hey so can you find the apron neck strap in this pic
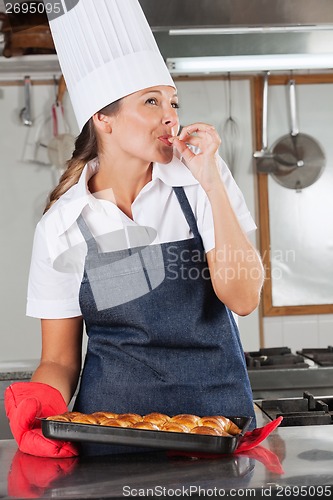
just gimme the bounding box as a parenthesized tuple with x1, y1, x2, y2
(172, 187, 200, 239)
(76, 214, 99, 253)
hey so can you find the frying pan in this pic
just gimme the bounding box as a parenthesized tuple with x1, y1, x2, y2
(270, 80, 326, 190)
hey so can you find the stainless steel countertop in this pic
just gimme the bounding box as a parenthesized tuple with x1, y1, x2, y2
(1, 413, 333, 500)
(0, 360, 38, 381)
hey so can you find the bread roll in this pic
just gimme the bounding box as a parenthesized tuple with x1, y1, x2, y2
(210, 416, 241, 435)
(143, 412, 170, 426)
(131, 421, 160, 431)
(198, 417, 224, 432)
(116, 413, 142, 424)
(70, 413, 99, 424)
(170, 414, 200, 429)
(91, 411, 119, 422)
(46, 413, 72, 422)
(99, 417, 128, 427)
(67, 412, 85, 419)
(190, 426, 221, 436)
(161, 422, 189, 433)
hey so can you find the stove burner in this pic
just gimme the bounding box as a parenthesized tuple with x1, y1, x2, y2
(257, 391, 333, 426)
(245, 347, 310, 370)
(296, 346, 333, 367)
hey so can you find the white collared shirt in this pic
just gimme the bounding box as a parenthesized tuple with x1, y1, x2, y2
(26, 155, 256, 319)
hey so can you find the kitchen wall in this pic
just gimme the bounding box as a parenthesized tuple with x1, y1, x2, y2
(263, 81, 333, 353)
(0, 81, 79, 361)
(0, 75, 331, 363)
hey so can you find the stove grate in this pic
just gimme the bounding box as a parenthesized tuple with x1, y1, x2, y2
(296, 346, 333, 367)
(257, 391, 333, 426)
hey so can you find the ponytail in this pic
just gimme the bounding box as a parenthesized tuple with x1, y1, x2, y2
(43, 99, 122, 213)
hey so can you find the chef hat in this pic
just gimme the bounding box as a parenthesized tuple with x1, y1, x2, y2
(47, 0, 175, 131)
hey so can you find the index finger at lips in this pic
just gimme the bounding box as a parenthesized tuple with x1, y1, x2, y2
(179, 123, 219, 142)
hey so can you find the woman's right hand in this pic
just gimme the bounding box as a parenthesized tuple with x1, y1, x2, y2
(5, 382, 78, 458)
(170, 123, 222, 194)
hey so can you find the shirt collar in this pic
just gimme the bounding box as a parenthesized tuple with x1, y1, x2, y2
(152, 153, 199, 187)
(47, 154, 198, 237)
(45, 159, 98, 237)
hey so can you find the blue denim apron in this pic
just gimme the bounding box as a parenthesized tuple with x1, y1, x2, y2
(74, 187, 255, 455)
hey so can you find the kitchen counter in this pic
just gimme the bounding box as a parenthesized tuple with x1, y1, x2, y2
(0, 359, 38, 381)
(0, 360, 39, 440)
(1, 409, 333, 500)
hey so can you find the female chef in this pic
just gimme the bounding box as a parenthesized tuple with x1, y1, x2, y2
(4, 0, 264, 457)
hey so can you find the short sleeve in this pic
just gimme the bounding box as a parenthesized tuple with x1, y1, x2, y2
(197, 156, 257, 253)
(26, 222, 83, 319)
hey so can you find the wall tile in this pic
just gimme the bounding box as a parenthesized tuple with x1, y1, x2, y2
(262, 317, 284, 348)
(318, 315, 333, 347)
(282, 316, 319, 352)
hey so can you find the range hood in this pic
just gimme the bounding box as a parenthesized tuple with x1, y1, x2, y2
(139, 0, 333, 31)
(1, 0, 333, 77)
(139, 0, 333, 74)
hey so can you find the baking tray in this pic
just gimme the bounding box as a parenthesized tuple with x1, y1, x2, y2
(41, 416, 252, 454)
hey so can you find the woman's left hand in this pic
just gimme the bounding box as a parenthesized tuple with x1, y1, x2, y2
(170, 123, 222, 193)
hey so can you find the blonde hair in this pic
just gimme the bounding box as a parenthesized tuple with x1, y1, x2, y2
(44, 99, 122, 213)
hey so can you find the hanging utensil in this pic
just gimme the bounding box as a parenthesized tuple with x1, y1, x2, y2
(253, 72, 278, 173)
(47, 75, 76, 176)
(19, 75, 33, 126)
(222, 73, 240, 174)
(270, 79, 326, 190)
(254, 73, 301, 173)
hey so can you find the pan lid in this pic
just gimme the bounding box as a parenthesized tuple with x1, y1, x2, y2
(271, 131, 325, 190)
(269, 80, 325, 190)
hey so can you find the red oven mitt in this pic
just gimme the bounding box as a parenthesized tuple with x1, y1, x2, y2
(7, 450, 78, 498)
(4, 382, 79, 458)
(236, 416, 283, 453)
(167, 417, 283, 460)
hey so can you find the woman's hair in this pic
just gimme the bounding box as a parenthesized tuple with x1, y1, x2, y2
(43, 99, 122, 213)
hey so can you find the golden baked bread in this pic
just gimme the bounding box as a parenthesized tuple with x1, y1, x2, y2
(46, 413, 72, 422)
(98, 417, 128, 427)
(161, 421, 190, 433)
(46, 410, 241, 436)
(142, 412, 170, 426)
(116, 413, 142, 424)
(210, 416, 241, 435)
(91, 411, 119, 422)
(131, 421, 160, 431)
(70, 413, 99, 424)
(190, 425, 222, 436)
(170, 414, 201, 429)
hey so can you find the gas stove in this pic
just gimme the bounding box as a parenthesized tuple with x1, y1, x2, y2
(255, 391, 333, 427)
(246, 346, 333, 399)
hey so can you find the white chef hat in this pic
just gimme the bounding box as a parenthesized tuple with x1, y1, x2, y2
(47, 0, 175, 131)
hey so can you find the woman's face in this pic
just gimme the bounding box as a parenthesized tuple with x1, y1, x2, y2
(108, 85, 180, 165)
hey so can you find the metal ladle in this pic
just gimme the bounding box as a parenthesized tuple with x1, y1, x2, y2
(253, 72, 281, 172)
(19, 76, 32, 126)
(254, 72, 296, 172)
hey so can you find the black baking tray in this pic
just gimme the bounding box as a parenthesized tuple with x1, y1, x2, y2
(41, 416, 252, 454)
